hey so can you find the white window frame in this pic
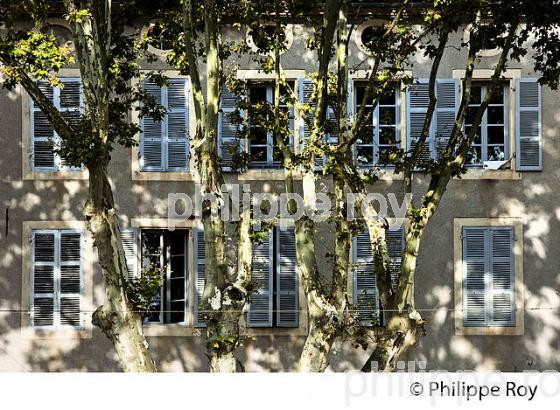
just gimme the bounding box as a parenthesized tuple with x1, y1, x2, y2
(454, 218, 524, 336)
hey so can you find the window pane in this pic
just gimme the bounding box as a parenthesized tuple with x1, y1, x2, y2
(250, 146, 267, 162)
(169, 300, 185, 323)
(489, 86, 504, 105)
(379, 107, 395, 125)
(487, 146, 506, 161)
(379, 127, 397, 145)
(357, 146, 374, 165)
(467, 146, 482, 164)
(250, 86, 267, 103)
(487, 106, 504, 124)
(357, 125, 374, 145)
(465, 106, 479, 124)
(250, 127, 267, 144)
(470, 85, 482, 104)
(379, 87, 396, 105)
(487, 126, 505, 145)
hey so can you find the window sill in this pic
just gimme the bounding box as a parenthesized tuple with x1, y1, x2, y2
(132, 170, 196, 182)
(23, 170, 89, 181)
(455, 325, 524, 336)
(237, 169, 303, 181)
(455, 168, 522, 180)
(243, 326, 308, 337)
(142, 323, 202, 337)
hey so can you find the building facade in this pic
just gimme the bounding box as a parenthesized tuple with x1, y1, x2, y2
(0, 19, 559, 372)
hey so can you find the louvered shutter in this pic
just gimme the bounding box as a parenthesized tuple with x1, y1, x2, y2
(406, 80, 432, 162)
(353, 231, 380, 326)
(31, 231, 56, 327)
(193, 228, 206, 327)
(140, 80, 164, 170)
(276, 228, 298, 327)
(463, 228, 487, 326)
(516, 79, 542, 171)
(489, 228, 515, 326)
(434, 79, 458, 158)
(218, 86, 243, 171)
(387, 227, 405, 292)
(166, 79, 189, 170)
(121, 228, 137, 281)
(247, 230, 273, 327)
(299, 78, 315, 148)
(58, 79, 83, 170)
(59, 231, 82, 326)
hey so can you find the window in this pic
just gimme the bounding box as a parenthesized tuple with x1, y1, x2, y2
(141, 230, 189, 324)
(194, 228, 298, 328)
(355, 83, 400, 166)
(140, 78, 189, 172)
(30, 229, 83, 328)
(30, 78, 82, 172)
(353, 226, 404, 326)
(247, 81, 295, 168)
(465, 82, 509, 165)
(462, 227, 515, 327)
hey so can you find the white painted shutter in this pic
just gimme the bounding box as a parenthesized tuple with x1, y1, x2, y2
(140, 80, 164, 170)
(247, 230, 273, 327)
(166, 78, 189, 170)
(406, 79, 432, 162)
(194, 228, 206, 327)
(489, 228, 515, 326)
(121, 228, 137, 281)
(31, 231, 56, 327)
(59, 231, 82, 327)
(434, 79, 458, 158)
(516, 79, 542, 171)
(387, 226, 405, 292)
(218, 86, 243, 171)
(276, 228, 298, 327)
(462, 228, 487, 326)
(353, 231, 380, 326)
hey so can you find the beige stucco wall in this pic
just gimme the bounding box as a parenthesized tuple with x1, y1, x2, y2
(0, 25, 559, 372)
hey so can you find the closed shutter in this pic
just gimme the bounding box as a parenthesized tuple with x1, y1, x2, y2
(353, 231, 380, 326)
(121, 228, 137, 281)
(406, 79, 432, 162)
(516, 79, 542, 171)
(193, 228, 206, 327)
(462, 227, 515, 327)
(247, 230, 273, 327)
(31, 229, 83, 328)
(489, 228, 515, 326)
(219, 85, 243, 171)
(167, 78, 189, 170)
(30, 78, 82, 171)
(141, 80, 164, 170)
(463, 228, 487, 326)
(299, 78, 315, 148)
(434, 79, 458, 158)
(387, 226, 405, 292)
(276, 228, 298, 327)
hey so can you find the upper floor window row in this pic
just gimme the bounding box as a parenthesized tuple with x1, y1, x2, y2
(27, 76, 543, 175)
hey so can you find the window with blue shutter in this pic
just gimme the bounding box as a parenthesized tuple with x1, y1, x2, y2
(462, 227, 516, 327)
(30, 78, 83, 172)
(140, 78, 189, 172)
(247, 227, 299, 328)
(353, 226, 405, 326)
(31, 229, 83, 329)
(516, 78, 542, 171)
(218, 85, 244, 171)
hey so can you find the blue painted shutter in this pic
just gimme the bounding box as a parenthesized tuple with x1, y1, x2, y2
(462, 228, 487, 326)
(489, 228, 515, 326)
(434, 79, 458, 158)
(406, 79, 432, 161)
(166, 78, 189, 171)
(194, 228, 206, 327)
(353, 231, 380, 326)
(31, 231, 56, 326)
(218, 86, 243, 171)
(247, 230, 273, 327)
(276, 228, 298, 327)
(140, 80, 164, 170)
(516, 79, 542, 171)
(121, 228, 137, 281)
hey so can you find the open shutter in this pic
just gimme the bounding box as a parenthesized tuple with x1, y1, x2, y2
(247, 230, 273, 327)
(516, 79, 542, 171)
(59, 231, 82, 327)
(387, 226, 405, 292)
(140, 80, 164, 170)
(194, 228, 206, 327)
(299, 78, 315, 148)
(353, 231, 380, 326)
(489, 228, 515, 326)
(219, 86, 243, 171)
(434, 79, 458, 158)
(121, 228, 137, 281)
(30, 82, 57, 171)
(406, 79, 432, 162)
(166, 78, 189, 171)
(31, 231, 56, 327)
(58, 79, 83, 170)
(276, 228, 298, 327)
(462, 228, 487, 326)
